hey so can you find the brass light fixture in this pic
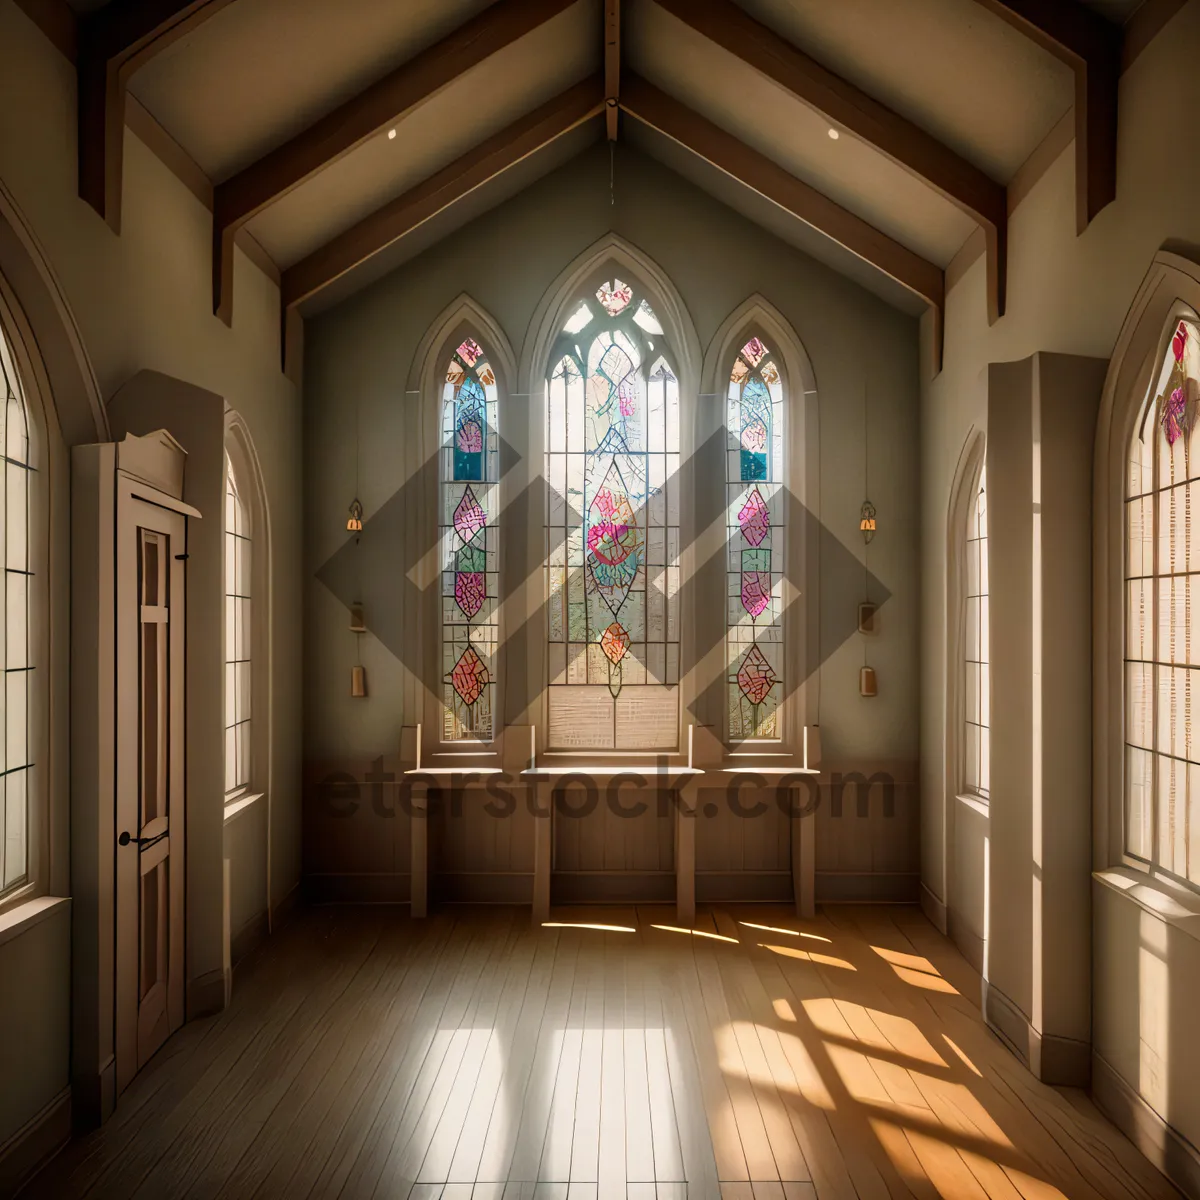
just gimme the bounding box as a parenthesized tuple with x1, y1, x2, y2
(346, 498, 363, 532)
(349, 601, 366, 633)
(859, 499, 876, 543)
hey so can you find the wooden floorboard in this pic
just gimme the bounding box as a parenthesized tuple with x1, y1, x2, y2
(23, 903, 1182, 1200)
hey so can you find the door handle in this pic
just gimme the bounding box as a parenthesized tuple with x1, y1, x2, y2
(118, 830, 158, 847)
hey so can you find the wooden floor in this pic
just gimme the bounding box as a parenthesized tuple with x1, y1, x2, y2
(27, 904, 1180, 1200)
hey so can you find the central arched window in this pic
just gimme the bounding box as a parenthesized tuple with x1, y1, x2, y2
(726, 336, 785, 741)
(545, 278, 680, 750)
(1125, 316, 1200, 887)
(441, 337, 499, 741)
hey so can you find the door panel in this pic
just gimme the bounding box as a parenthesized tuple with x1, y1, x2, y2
(116, 495, 186, 1094)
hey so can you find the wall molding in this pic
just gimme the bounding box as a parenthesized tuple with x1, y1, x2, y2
(983, 979, 1091, 1087)
(920, 881, 948, 934)
(1092, 1049, 1200, 1199)
(0, 1086, 70, 1197)
(185, 967, 227, 1022)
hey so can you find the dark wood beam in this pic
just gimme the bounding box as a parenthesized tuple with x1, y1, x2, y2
(213, 0, 577, 326)
(280, 76, 604, 328)
(77, 0, 237, 231)
(653, 0, 1006, 323)
(971, 0, 1120, 233)
(619, 75, 944, 367)
(605, 0, 621, 141)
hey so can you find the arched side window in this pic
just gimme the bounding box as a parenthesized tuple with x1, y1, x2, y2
(1125, 317, 1200, 886)
(0, 310, 33, 896)
(726, 336, 785, 741)
(963, 466, 989, 798)
(545, 278, 680, 750)
(224, 454, 252, 795)
(441, 337, 498, 741)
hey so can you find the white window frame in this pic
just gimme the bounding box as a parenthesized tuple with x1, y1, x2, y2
(0, 278, 54, 917)
(223, 412, 271, 815)
(1095, 252, 1200, 895)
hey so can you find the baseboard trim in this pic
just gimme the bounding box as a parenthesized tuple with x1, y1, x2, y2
(272, 880, 301, 927)
(303, 873, 411, 904)
(1092, 1049, 1200, 1199)
(0, 1086, 70, 1197)
(551, 871, 675, 905)
(920, 882, 948, 933)
(815, 872, 921, 903)
(186, 967, 227, 1021)
(696, 871, 793, 904)
(433, 873, 533, 905)
(230, 910, 269, 968)
(947, 908, 986, 974)
(983, 980, 1090, 1087)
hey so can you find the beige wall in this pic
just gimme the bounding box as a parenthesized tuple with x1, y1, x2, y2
(920, 0, 1200, 1177)
(303, 142, 921, 900)
(0, 0, 302, 1161)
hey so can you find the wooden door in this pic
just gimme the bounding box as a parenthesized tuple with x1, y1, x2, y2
(116, 495, 186, 1094)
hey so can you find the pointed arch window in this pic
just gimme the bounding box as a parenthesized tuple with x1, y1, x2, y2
(224, 454, 252, 795)
(963, 466, 989, 798)
(0, 311, 33, 897)
(545, 278, 680, 750)
(726, 337, 785, 740)
(441, 337, 499, 741)
(1125, 317, 1200, 886)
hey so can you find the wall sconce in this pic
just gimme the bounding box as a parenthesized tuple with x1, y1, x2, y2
(859, 499, 877, 544)
(858, 601, 878, 634)
(860, 665, 878, 697)
(346, 498, 363, 532)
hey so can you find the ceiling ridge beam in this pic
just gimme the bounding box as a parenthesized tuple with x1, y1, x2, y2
(605, 0, 620, 140)
(213, 0, 578, 327)
(969, 0, 1121, 233)
(279, 75, 605, 347)
(652, 0, 1006, 324)
(618, 74, 945, 373)
(78, 0, 238, 231)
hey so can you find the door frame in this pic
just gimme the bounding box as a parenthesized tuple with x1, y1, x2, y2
(114, 476, 193, 1095)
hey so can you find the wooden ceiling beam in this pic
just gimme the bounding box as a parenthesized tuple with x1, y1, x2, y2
(970, 0, 1120, 233)
(213, 0, 577, 327)
(653, 0, 1006, 323)
(605, 0, 621, 140)
(619, 75, 945, 370)
(280, 75, 604, 332)
(77, 0, 237, 231)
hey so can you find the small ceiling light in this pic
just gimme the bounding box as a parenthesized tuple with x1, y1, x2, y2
(828, 128, 840, 140)
(346, 498, 363, 532)
(387, 128, 397, 140)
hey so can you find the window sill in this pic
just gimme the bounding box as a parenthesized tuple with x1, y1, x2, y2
(0, 895, 70, 948)
(1094, 866, 1200, 943)
(956, 793, 990, 818)
(224, 791, 265, 823)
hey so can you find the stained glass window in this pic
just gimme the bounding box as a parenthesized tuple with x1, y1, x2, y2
(224, 455, 252, 795)
(1125, 317, 1200, 887)
(963, 467, 989, 799)
(727, 337, 784, 741)
(545, 280, 680, 750)
(0, 313, 32, 898)
(441, 338, 498, 741)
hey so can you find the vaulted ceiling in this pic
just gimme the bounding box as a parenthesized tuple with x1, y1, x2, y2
(31, 0, 1170, 367)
